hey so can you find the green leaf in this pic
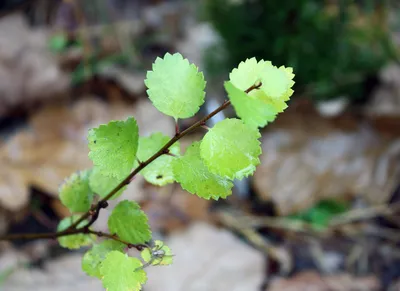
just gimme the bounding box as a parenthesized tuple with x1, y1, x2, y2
(254, 65, 295, 113)
(225, 81, 277, 128)
(229, 57, 269, 93)
(82, 240, 125, 278)
(100, 251, 147, 291)
(0, 266, 15, 286)
(136, 132, 180, 186)
(200, 118, 262, 180)
(229, 58, 295, 114)
(57, 215, 95, 249)
(145, 53, 206, 119)
(48, 34, 68, 52)
(89, 168, 127, 200)
(108, 200, 151, 244)
(59, 170, 93, 213)
(173, 142, 233, 200)
(88, 117, 139, 180)
(141, 240, 173, 266)
(71, 53, 129, 85)
(288, 199, 350, 229)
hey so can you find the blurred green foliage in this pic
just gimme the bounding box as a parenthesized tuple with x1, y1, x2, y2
(288, 199, 350, 230)
(48, 34, 69, 53)
(70, 53, 129, 85)
(205, 0, 394, 101)
(48, 33, 129, 85)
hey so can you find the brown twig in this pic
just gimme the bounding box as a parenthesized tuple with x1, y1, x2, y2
(329, 202, 400, 227)
(84, 200, 109, 230)
(86, 230, 147, 251)
(0, 82, 262, 244)
(217, 210, 292, 274)
(0, 229, 82, 241)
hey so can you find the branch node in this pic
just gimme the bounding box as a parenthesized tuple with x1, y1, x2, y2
(136, 244, 146, 251)
(136, 157, 144, 166)
(99, 201, 109, 209)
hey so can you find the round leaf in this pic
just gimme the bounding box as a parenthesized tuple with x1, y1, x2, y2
(225, 81, 277, 128)
(59, 170, 93, 213)
(145, 53, 206, 119)
(173, 142, 233, 200)
(100, 251, 147, 291)
(88, 117, 139, 180)
(82, 240, 125, 278)
(200, 118, 262, 180)
(136, 132, 180, 186)
(229, 58, 294, 114)
(229, 57, 270, 94)
(57, 215, 95, 249)
(108, 200, 151, 244)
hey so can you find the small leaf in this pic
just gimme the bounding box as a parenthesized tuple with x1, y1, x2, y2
(145, 53, 206, 119)
(88, 117, 139, 180)
(136, 132, 180, 186)
(57, 215, 95, 249)
(89, 168, 127, 200)
(225, 81, 277, 128)
(141, 240, 173, 266)
(48, 34, 68, 52)
(229, 57, 269, 94)
(108, 200, 151, 244)
(288, 199, 350, 229)
(229, 58, 294, 114)
(173, 142, 233, 200)
(82, 240, 125, 278)
(200, 118, 262, 180)
(100, 251, 147, 291)
(59, 170, 93, 213)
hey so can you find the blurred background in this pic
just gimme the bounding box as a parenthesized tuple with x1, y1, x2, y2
(0, 0, 400, 290)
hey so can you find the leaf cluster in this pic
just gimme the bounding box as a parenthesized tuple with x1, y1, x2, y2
(55, 52, 295, 290)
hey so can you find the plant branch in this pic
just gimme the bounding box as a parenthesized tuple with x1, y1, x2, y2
(0, 229, 81, 241)
(83, 200, 109, 230)
(0, 82, 262, 242)
(86, 230, 147, 251)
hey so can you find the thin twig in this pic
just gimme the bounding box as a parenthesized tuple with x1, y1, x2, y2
(0, 229, 82, 241)
(84, 200, 109, 230)
(165, 152, 177, 158)
(86, 230, 147, 251)
(217, 210, 292, 274)
(329, 202, 400, 227)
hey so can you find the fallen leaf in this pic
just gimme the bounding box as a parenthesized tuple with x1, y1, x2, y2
(254, 103, 400, 215)
(268, 271, 380, 291)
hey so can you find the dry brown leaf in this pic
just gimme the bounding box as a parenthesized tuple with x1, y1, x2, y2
(268, 271, 380, 291)
(254, 105, 400, 215)
(0, 167, 29, 211)
(0, 15, 69, 117)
